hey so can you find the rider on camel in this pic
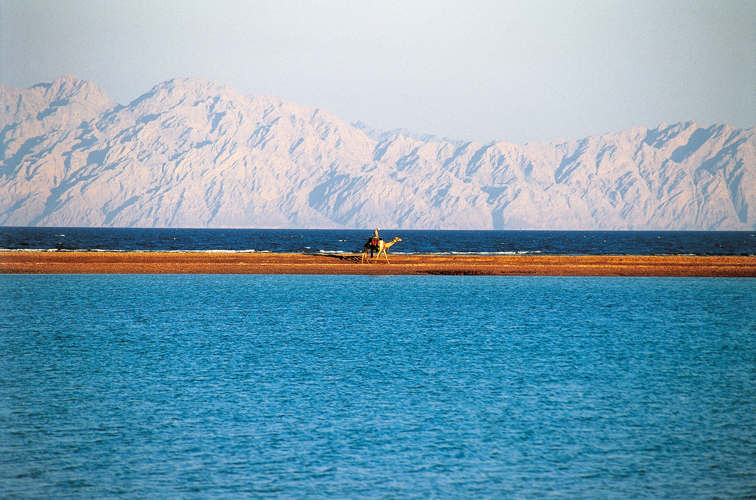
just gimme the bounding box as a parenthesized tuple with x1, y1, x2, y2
(370, 228, 380, 247)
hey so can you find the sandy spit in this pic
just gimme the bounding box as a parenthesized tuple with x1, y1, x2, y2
(2, 252, 755, 277)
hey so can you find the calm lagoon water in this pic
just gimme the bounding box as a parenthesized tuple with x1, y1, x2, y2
(2, 275, 755, 499)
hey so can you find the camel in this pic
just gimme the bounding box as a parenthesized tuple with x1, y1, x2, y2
(361, 237, 382, 263)
(361, 237, 402, 264)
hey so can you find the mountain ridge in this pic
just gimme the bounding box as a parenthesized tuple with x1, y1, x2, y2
(1, 75, 754, 229)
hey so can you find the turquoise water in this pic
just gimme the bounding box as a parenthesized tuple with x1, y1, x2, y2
(1, 275, 755, 499)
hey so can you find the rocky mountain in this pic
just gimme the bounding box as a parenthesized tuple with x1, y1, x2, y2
(1, 75, 754, 229)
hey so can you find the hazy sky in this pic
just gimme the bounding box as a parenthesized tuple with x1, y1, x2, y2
(2, 0, 755, 144)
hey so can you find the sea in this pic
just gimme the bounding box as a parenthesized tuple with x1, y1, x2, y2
(1, 227, 755, 255)
(2, 228, 756, 499)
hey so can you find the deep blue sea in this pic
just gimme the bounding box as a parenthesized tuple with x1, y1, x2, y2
(2, 274, 755, 499)
(1, 227, 755, 255)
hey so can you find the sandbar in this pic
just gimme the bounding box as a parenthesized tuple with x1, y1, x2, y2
(2, 252, 755, 277)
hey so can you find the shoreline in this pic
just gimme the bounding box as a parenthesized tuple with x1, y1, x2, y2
(2, 252, 755, 277)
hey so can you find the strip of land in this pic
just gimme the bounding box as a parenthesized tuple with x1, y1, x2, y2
(2, 252, 755, 277)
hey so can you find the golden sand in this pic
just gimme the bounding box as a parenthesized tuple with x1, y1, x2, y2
(2, 251, 755, 277)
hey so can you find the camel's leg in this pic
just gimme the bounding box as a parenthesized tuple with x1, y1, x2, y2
(375, 249, 390, 263)
(363, 246, 378, 263)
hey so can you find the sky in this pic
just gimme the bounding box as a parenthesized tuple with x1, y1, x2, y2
(1, 0, 755, 145)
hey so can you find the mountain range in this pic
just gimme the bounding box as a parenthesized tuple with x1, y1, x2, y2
(1, 75, 754, 229)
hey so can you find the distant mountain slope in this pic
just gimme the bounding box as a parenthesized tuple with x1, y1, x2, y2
(1, 75, 754, 229)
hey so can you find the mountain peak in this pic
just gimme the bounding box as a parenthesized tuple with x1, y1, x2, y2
(153, 76, 237, 96)
(0, 75, 116, 130)
(29, 74, 113, 105)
